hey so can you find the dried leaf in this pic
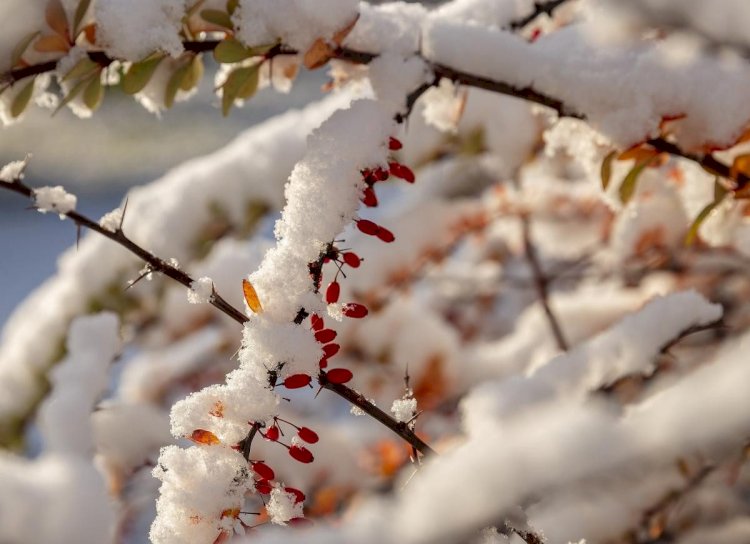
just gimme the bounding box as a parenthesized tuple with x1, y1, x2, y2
(33, 33, 70, 53)
(600, 150, 616, 190)
(11, 79, 35, 119)
(11, 31, 40, 67)
(45, 0, 70, 39)
(83, 73, 103, 111)
(73, 0, 92, 34)
(200, 9, 233, 30)
(122, 55, 165, 95)
(303, 38, 334, 70)
(82, 23, 96, 44)
(242, 278, 263, 313)
(332, 14, 359, 45)
(189, 429, 220, 445)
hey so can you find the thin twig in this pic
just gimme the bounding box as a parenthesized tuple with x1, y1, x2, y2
(520, 214, 569, 351)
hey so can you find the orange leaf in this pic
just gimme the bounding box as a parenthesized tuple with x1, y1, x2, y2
(731, 154, 750, 180)
(303, 38, 334, 70)
(45, 0, 70, 39)
(220, 508, 240, 519)
(190, 429, 220, 445)
(617, 145, 660, 163)
(242, 279, 263, 313)
(33, 33, 70, 53)
(332, 14, 359, 46)
(82, 23, 97, 45)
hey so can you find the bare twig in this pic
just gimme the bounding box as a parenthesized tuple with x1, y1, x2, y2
(520, 214, 569, 351)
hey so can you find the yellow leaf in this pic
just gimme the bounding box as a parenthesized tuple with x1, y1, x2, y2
(33, 33, 70, 53)
(190, 429, 220, 445)
(242, 279, 263, 313)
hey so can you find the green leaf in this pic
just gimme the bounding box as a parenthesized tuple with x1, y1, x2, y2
(714, 177, 729, 201)
(54, 78, 89, 115)
(83, 73, 103, 111)
(600, 150, 616, 190)
(63, 56, 98, 81)
(10, 78, 35, 118)
(221, 64, 260, 116)
(73, 0, 92, 34)
(213, 38, 260, 63)
(200, 9, 233, 29)
(11, 31, 40, 67)
(121, 55, 165, 95)
(684, 201, 720, 246)
(164, 62, 191, 109)
(180, 54, 204, 91)
(618, 157, 654, 204)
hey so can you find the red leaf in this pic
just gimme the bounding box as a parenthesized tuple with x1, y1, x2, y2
(325, 281, 340, 304)
(284, 487, 306, 503)
(251, 461, 275, 481)
(356, 219, 379, 235)
(376, 226, 395, 243)
(297, 427, 319, 444)
(326, 368, 353, 384)
(289, 445, 314, 463)
(315, 328, 337, 344)
(342, 252, 361, 268)
(322, 343, 340, 358)
(342, 303, 368, 318)
(284, 374, 312, 389)
(389, 136, 403, 150)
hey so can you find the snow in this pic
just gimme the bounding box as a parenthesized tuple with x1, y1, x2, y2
(267, 487, 304, 525)
(187, 277, 214, 304)
(95, 0, 187, 61)
(33, 185, 77, 218)
(98, 207, 123, 232)
(391, 396, 417, 423)
(0, 157, 29, 182)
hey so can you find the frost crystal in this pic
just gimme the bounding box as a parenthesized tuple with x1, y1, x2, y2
(267, 487, 304, 525)
(33, 186, 77, 219)
(391, 396, 417, 423)
(187, 277, 214, 304)
(99, 208, 123, 232)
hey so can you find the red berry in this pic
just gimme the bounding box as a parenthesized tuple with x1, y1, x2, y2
(326, 368, 353, 384)
(284, 374, 312, 389)
(372, 167, 389, 181)
(362, 186, 378, 207)
(310, 314, 324, 331)
(264, 426, 279, 441)
(284, 487, 306, 503)
(255, 481, 272, 494)
(342, 252, 361, 268)
(357, 219, 379, 235)
(389, 161, 415, 183)
(289, 517, 313, 527)
(315, 328, 337, 344)
(322, 343, 340, 358)
(319, 356, 329, 369)
(376, 226, 395, 243)
(297, 427, 319, 444)
(389, 136, 403, 150)
(325, 281, 340, 304)
(342, 303, 368, 319)
(289, 445, 314, 463)
(251, 461, 275, 481)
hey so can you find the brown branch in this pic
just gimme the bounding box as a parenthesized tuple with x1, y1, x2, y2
(521, 213, 569, 351)
(0, 175, 437, 459)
